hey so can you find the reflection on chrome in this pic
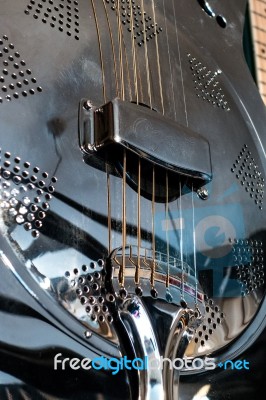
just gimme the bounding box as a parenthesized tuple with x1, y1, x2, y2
(192, 384, 211, 400)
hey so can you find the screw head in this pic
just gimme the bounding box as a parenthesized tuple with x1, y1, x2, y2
(84, 330, 92, 339)
(197, 187, 209, 200)
(83, 100, 93, 111)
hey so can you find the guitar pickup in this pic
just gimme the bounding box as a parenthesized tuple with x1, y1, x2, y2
(79, 98, 212, 182)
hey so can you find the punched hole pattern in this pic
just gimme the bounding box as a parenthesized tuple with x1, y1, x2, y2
(64, 260, 114, 327)
(231, 144, 264, 210)
(25, 0, 80, 41)
(188, 53, 230, 110)
(0, 35, 42, 104)
(193, 296, 224, 347)
(0, 149, 56, 239)
(106, 0, 162, 47)
(229, 237, 264, 296)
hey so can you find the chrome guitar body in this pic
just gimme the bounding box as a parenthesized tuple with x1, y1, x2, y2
(0, 0, 265, 399)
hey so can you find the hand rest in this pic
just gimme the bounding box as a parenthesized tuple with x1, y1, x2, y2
(79, 98, 212, 183)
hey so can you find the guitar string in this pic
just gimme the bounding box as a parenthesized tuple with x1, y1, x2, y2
(137, 55, 144, 104)
(140, 0, 152, 108)
(131, 2, 144, 103)
(135, 158, 141, 285)
(116, 1, 134, 286)
(126, 0, 142, 281)
(119, 149, 127, 287)
(113, 0, 134, 102)
(101, 1, 124, 257)
(162, 0, 176, 119)
(106, 164, 112, 255)
(171, 0, 188, 126)
(155, 0, 173, 295)
(192, 183, 198, 305)
(149, 1, 177, 295)
(151, 0, 165, 114)
(129, 0, 144, 284)
(127, 0, 144, 104)
(171, 0, 198, 307)
(91, 2, 113, 257)
(120, 20, 133, 101)
(166, 171, 170, 288)
(116, 0, 143, 283)
(147, 0, 157, 291)
(102, 0, 119, 98)
(117, 0, 126, 282)
(91, 0, 107, 103)
(151, 165, 156, 289)
(129, 0, 139, 103)
(179, 180, 185, 300)
(121, 6, 135, 102)
(117, 0, 125, 100)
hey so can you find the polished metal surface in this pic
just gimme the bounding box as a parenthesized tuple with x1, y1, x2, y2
(79, 98, 212, 181)
(0, 0, 265, 399)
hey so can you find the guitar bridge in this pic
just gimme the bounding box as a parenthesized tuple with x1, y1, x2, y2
(107, 245, 205, 307)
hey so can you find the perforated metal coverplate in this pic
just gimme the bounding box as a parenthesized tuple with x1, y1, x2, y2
(0, 34, 42, 104)
(25, 0, 80, 41)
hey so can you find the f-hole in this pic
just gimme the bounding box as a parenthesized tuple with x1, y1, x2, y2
(197, 0, 227, 28)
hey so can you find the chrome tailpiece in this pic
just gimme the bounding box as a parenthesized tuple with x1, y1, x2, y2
(105, 246, 204, 400)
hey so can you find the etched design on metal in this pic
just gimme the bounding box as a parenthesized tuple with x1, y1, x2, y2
(0, 35, 42, 103)
(0, 149, 56, 238)
(188, 53, 230, 110)
(231, 144, 264, 210)
(24, 0, 80, 41)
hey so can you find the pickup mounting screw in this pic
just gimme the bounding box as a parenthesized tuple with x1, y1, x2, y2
(197, 187, 209, 200)
(83, 100, 93, 111)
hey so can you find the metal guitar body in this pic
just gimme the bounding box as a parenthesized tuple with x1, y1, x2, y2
(0, 0, 265, 399)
